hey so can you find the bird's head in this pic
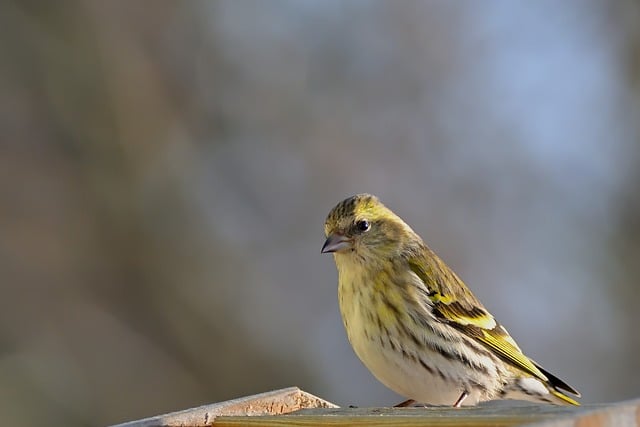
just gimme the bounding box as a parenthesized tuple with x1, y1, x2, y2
(322, 194, 418, 264)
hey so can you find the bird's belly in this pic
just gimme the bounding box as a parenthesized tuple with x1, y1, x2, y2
(342, 299, 494, 406)
(349, 325, 481, 405)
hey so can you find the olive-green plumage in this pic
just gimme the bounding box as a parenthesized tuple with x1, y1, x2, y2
(322, 193, 580, 407)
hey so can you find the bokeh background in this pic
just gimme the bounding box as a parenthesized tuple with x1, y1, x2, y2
(2, 1, 640, 425)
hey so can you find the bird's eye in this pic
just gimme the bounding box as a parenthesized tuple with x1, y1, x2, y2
(355, 219, 370, 232)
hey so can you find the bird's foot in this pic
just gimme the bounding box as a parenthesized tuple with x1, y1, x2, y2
(452, 390, 469, 408)
(394, 399, 417, 407)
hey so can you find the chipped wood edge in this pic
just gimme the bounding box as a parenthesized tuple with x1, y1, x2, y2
(110, 386, 339, 427)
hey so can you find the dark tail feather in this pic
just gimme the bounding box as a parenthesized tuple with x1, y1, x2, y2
(534, 362, 581, 397)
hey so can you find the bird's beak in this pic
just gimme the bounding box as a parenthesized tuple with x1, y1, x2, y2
(321, 233, 352, 253)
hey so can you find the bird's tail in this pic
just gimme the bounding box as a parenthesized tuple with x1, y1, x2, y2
(535, 362, 581, 405)
(502, 362, 580, 406)
(502, 376, 580, 405)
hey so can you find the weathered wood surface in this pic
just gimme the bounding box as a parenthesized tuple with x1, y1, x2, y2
(110, 387, 337, 427)
(214, 399, 640, 427)
(111, 386, 640, 427)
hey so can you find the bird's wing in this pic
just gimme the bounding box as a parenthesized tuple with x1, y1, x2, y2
(407, 258, 548, 382)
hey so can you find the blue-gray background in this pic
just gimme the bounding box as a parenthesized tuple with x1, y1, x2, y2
(1, 2, 639, 425)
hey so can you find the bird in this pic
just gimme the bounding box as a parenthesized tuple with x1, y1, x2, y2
(321, 193, 580, 407)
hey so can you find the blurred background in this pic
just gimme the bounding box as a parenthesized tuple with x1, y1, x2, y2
(1, 1, 640, 425)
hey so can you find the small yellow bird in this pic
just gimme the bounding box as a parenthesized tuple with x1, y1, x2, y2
(322, 194, 580, 407)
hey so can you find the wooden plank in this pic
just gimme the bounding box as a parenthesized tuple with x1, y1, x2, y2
(213, 399, 640, 427)
(110, 386, 640, 427)
(110, 387, 338, 427)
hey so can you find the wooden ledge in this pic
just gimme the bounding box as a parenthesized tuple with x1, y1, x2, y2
(112, 387, 640, 427)
(216, 400, 640, 426)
